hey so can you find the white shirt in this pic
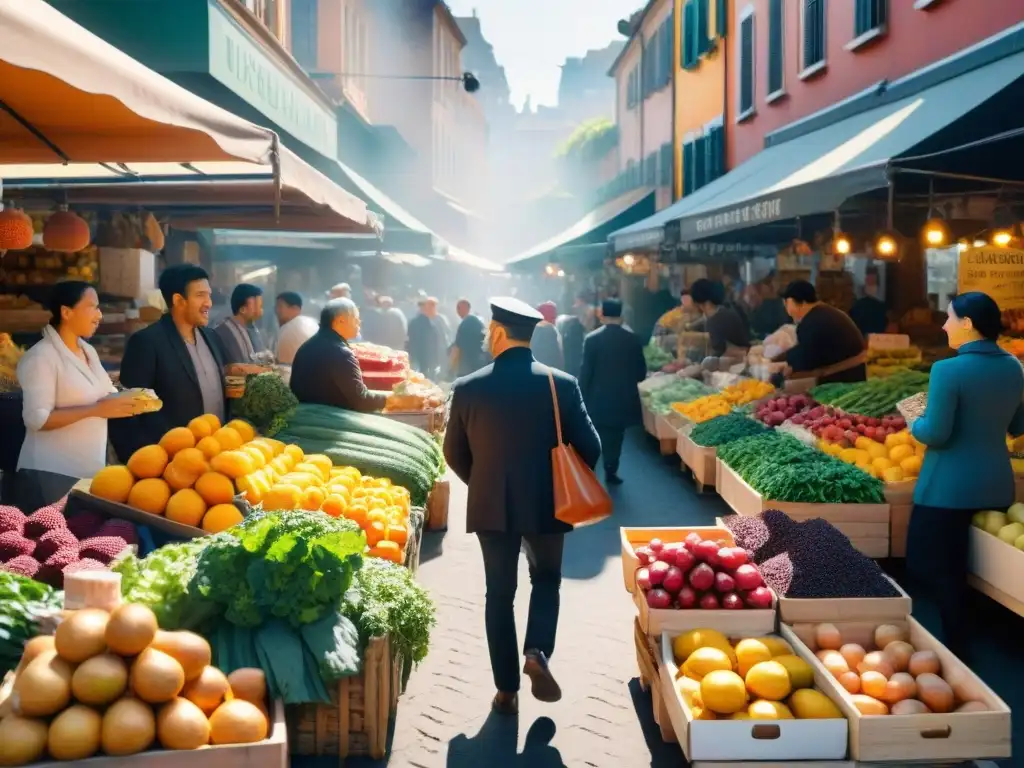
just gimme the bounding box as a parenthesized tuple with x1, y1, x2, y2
(276, 315, 319, 365)
(17, 326, 116, 478)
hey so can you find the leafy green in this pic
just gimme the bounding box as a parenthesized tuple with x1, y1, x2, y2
(233, 372, 298, 436)
(300, 610, 362, 682)
(0, 572, 63, 677)
(644, 379, 714, 414)
(690, 413, 769, 447)
(810, 370, 929, 418)
(643, 340, 674, 372)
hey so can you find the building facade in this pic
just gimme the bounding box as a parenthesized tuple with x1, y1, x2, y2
(727, 0, 1024, 168)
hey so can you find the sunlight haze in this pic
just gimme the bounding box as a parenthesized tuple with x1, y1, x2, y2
(446, 0, 638, 110)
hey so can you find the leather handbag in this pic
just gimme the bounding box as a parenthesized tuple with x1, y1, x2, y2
(547, 371, 613, 527)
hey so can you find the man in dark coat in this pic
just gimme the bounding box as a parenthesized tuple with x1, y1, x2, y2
(555, 294, 588, 378)
(444, 297, 601, 716)
(530, 301, 564, 369)
(407, 297, 441, 378)
(450, 298, 489, 377)
(578, 299, 647, 485)
(290, 298, 386, 412)
(111, 264, 227, 462)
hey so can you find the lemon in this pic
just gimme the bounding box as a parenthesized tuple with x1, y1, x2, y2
(745, 660, 792, 701)
(734, 638, 773, 677)
(758, 636, 794, 657)
(700, 670, 748, 715)
(672, 628, 732, 664)
(748, 699, 794, 719)
(773, 654, 815, 690)
(682, 647, 734, 682)
(788, 688, 842, 719)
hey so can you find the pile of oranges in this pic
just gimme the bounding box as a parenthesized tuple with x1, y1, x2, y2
(88, 414, 411, 564)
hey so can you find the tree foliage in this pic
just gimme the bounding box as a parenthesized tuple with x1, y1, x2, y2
(556, 118, 618, 165)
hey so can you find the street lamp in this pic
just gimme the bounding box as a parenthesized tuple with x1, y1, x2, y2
(322, 71, 481, 93)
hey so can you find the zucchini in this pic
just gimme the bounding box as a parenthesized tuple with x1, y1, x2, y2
(276, 426, 437, 479)
(288, 404, 440, 458)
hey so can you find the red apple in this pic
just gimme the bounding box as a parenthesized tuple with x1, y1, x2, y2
(745, 586, 773, 609)
(717, 547, 748, 570)
(662, 566, 685, 594)
(714, 571, 736, 594)
(634, 546, 653, 566)
(649, 538, 664, 555)
(648, 560, 670, 587)
(673, 546, 696, 572)
(694, 539, 720, 563)
(647, 588, 672, 609)
(684, 532, 703, 552)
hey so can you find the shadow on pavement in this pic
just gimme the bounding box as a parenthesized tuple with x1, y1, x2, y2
(447, 712, 565, 767)
(420, 529, 445, 564)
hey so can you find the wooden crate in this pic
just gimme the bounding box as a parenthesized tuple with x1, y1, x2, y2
(287, 635, 400, 761)
(885, 481, 915, 558)
(968, 527, 1024, 618)
(642, 406, 658, 436)
(778, 575, 912, 623)
(634, 583, 776, 635)
(69, 484, 204, 539)
(380, 407, 447, 435)
(677, 432, 716, 493)
(783, 619, 1011, 763)
(654, 414, 678, 455)
(716, 459, 890, 558)
(634, 617, 658, 690)
(620, 524, 733, 594)
(426, 478, 450, 531)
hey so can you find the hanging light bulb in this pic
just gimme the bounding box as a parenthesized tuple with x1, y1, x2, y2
(923, 219, 948, 247)
(834, 233, 852, 255)
(544, 263, 556, 276)
(875, 232, 899, 258)
(556, 269, 565, 277)
(623, 253, 636, 266)
(992, 229, 1014, 247)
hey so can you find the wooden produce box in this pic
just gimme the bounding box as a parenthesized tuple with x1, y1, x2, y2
(642, 405, 658, 436)
(885, 480, 916, 558)
(716, 459, 890, 559)
(777, 575, 912, 624)
(426, 477, 450, 531)
(26, 699, 287, 768)
(659, 629, 849, 763)
(654, 413, 679, 455)
(677, 431, 716, 493)
(380, 406, 447, 435)
(287, 635, 400, 760)
(635, 618, 677, 744)
(634, 584, 776, 636)
(69, 483, 204, 539)
(968, 526, 1024, 617)
(783, 619, 1011, 763)
(620, 524, 733, 594)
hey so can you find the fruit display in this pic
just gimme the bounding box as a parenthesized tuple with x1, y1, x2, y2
(633, 534, 773, 612)
(800, 622, 989, 715)
(642, 378, 715, 415)
(384, 373, 444, 412)
(0, 332, 26, 392)
(1001, 309, 1024, 335)
(810, 370, 930, 419)
(689, 414, 769, 448)
(998, 336, 1024, 358)
(669, 628, 843, 721)
(752, 393, 816, 427)
(0, 245, 99, 286)
(672, 394, 733, 424)
(972, 503, 1024, 551)
(0, 501, 136, 587)
(722, 511, 902, 599)
(0, 572, 63, 678)
(719, 379, 775, 406)
(0, 602, 273, 764)
(717, 432, 885, 505)
(794, 404, 908, 446)
(866, 346, 923, 380)
(352, 342, 408, 373)
(817, 429, 924, 483)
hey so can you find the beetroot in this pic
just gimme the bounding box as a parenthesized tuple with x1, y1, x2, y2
(721, 592, 745, 610)
(714, 571, 736, 594)
(699, 592, 721, 610)
(676, 585, 698, 609)
(646, 588, 672, 610)
(745, 586, 774, 609)
(688, 562, 715, 591)
(674, 546, 696, 572)
(662, 566, 685, 594)
(636, 567, 652, 591)
(648, 560, 670, 587)
(734, 563, 764, 591)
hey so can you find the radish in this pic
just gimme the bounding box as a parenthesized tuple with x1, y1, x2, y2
(634, 546, 653, 566)
(733, 563, 764, 591)
(683, 532, 703, 552)
(648, 560, 670, 586)
(688, 562, 715, 591)
(636, 567, 652, 591)
(676, 586, 697, 608)
(745, 586, 773, 609)
(647, 588, 672, 610)
(662, 566, 685, 594)
(694, 539, 719, 563)
(699, 592, 720, 610)
(673, 546, 696, 572)
(649, 538, 664, 554)
(714, 571, 736, 594)
(721, 592, 745, 610)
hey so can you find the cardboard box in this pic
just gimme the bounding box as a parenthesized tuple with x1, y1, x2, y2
(778, 575, 912, 624)
(784, 619, 1011, 762)
(660, 629, 849, 762)
(99, 247, 156, 299)
(635, 585, 776, 636)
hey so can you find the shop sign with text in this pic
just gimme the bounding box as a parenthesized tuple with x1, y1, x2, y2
(691, 197, 783, 236)
(958, 246, 1024, 309)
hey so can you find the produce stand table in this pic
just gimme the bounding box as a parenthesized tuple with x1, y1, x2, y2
(716, 459, 890, 559)
(654, 413, 680, 455)
(885, 481, 916, 558)
(69, 482, 204, 539)
(677, 431, 716, 493)
(287, 634, 400, 760)
(426, 477, 450, 531)
(642, 404, 658, 436)
(380, 406, 447, 435)
(968, 527, 1024, 618)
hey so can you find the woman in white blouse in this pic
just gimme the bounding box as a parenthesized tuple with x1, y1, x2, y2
(16, 282, 138, 506)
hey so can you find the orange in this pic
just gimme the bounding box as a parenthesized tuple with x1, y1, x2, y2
(301, 486, 325, 511)
(210, 450, 255, 479)
(344, 504, 369, 527)
(195, 436, 222, 460)
(212, 427, 243, 451)
(365, 520, 386, 546)
(165, 488, 207, 527)
(173, 447, 209, 476)
(262, 484, 302, 511)
(159, 427, 196, 457)
(200, 413, 222, 433)
(127, 478, 172, 515)
(163, 461, 199, 491)
(368, 541, 403, 563)
(127, 444, 169, 479)
(194, 472, 236, 506)
(225, 419, 256, 443)
(321, 494, 347, 518)
(90, 465, 135, 503)
(202, 504, 243, 534)
(188, 416, 213, 441)
(245, 441, 274, 463)
(385, 524, 409, 546)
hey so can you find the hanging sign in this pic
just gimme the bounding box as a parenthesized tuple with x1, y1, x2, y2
(958, 246, 1024, 309)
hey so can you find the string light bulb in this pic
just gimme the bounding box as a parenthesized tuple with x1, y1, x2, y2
(834, 234, 851, 255)
(875, 234, 898, 258)
(992, 230, 1013, 247)
(923, 219, 948, 247)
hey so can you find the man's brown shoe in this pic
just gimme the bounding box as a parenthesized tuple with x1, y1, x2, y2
(523, 650, 562, 703)
(492, 691, 518, 715)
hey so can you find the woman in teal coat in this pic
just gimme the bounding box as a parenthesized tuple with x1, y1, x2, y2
(908, 292, 1024, 658)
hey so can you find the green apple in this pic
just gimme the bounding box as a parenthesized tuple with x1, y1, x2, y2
(1008, 502, 1024, 525)
(1014, 533, 1024, 551)
(972, 511, 989, 529)
(998, 522, 1024, 544)
(983, 511, 1009, 536)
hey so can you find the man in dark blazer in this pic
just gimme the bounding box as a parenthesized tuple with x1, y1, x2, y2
(444, 297, 601, 716)
(111, 264, 227, 462)
(290, 298, 386, 412)
(579, 298, 647, 485)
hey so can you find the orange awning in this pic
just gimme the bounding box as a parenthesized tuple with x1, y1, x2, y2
(0, 0, 278, 164)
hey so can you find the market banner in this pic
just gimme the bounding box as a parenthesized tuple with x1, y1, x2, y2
(957, 246, 1024, 309)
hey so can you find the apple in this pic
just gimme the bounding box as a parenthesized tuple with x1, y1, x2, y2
(694, 539, 720, 563)
(1008, 502, 1024, 525)
(684, 532, 703, 552)
(721, 592, 745, 610)
(663, 566, 685, 594)
(717, 547, 748, 570)
(636, 567, 651, 591)
(649, 538, 664, 555)
(745, 586, 773, 609)
(676, 585, 698, 608)
(634, 546, 653, 566)
(673, 546, 696, 572)
(647, 588, 672, 609)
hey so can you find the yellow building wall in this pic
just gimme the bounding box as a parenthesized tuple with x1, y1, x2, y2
(672, 0, 727, 200)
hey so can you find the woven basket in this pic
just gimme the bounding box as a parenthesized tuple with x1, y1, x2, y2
(286, 635, 401, 761)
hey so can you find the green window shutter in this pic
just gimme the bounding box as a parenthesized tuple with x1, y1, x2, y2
(767, 0, 784, 95)
(693, 136, 707, 190)
(682, 1, 695, 69)
(804, 0, 825, 69)
(696, 0, 710, 55)
(682, 141, 695, 196)
(715, 0, 727, 37)
(739, 14, 754, 115)
(855, 0, 887, 37)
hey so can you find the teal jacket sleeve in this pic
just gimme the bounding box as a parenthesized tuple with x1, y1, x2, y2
(911, 364, 958, 448)
(1009, 402, 1024, 438)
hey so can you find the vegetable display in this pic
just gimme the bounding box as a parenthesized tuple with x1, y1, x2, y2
(717, 433, 885, 505)
(818, 430, 924, 483)
(0, 572, 62, 678)
(810, 370, 929, 418)
(643, 379, 714, 415)
(719, 379, 775, 406)
(231, 372, 298, 437)
(973, 503, 1024, 551)
(722, 510, 900, 599)
(644, 340, 674, 372)
(797, 405, 908, 445)
(689, 414, 769, 448)
(672, 394, 732, 424)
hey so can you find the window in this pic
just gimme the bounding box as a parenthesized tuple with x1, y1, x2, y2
(854, 0, 887, 37)
(736, 8, 755, 120)
(659, 142, 673, 187)
(681, 1, 696, 69)
(766, 0, 784, 97)
(660, 15, 674, 87)
(290, 0, 317, 71)
(715, 0, 727, 37)
(802, 0, 826, 72)
(705, 121, 725, 183)
(682, 139, 695, 195)
(692, 136, 707, 191)
(695, 0, 710, 56)
(645, 152, 658, 186)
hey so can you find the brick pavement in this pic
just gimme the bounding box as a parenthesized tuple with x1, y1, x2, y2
(338, 428, 731, 768)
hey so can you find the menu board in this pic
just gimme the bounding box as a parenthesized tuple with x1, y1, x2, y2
(957, 246, 1024, 309)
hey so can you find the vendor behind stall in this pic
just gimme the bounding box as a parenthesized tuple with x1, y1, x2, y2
(778, 280, 867, 384)
(688, 279, 751, 357)
(214, 283, 268, 365)
(289, 298, 386, 413)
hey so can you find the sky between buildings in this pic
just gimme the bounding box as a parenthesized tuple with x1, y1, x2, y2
(446, 0, 639, 110)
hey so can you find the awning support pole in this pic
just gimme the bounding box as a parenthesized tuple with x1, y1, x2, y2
(891, 167, 1024, 190)
(270, 134, 282, 222)
(0, 98, 69, 163)
(886, 168, 895, 230)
